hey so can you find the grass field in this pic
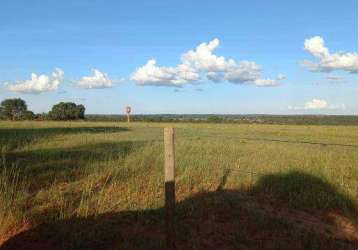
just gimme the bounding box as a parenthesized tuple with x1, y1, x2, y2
(0, 121, 358, 249)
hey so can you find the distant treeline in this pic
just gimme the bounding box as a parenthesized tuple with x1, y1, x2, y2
(2, 97, 358, 125)
(86, 114, 358, 125)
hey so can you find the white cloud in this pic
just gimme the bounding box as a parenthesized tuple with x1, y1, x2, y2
(304, 36, 329, 59)
(304, 99, 328, 109)
(288, 98, 345, 110)
(181, 38, 236, 72)
(7, 68, 64, 93)
(131, 39, 284, 87)
(303, 36, 358, 73)
(75, 69, 113, 89)
(131, 59, 199, 87)
(224, 61, 262, 83)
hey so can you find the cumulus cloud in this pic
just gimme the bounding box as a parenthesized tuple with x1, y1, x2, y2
(131, 39, 284, 87)
(181, 38, 236, 72)
(6, 68, 64, 93)
(74, 69, 113, 89)
(303, 36, 358, 73)
(131, 59, 199, 87)
(288, 98, 345, 110)
(224, 61, 261, 83)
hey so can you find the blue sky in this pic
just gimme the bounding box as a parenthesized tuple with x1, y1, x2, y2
(1, 0, 358, 114)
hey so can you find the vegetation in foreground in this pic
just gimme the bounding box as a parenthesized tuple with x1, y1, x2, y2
(0, 121, 358, 249)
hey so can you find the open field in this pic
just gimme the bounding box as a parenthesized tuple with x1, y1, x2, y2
(0, 121, 358, 249)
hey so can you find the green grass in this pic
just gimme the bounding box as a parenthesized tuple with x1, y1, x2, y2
(0, 121, 358, 249)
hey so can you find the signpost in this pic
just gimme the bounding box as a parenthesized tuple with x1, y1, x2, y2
(125, 106, 131, 123)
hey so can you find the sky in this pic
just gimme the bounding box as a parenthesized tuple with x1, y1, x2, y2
(1, 0, 358, 115)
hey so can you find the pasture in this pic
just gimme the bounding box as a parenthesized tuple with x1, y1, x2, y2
(0, 121, 358, 249)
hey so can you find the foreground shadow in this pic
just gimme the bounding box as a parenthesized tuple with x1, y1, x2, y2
(1, 171, 357, 250)
(251, 171, 356, 211)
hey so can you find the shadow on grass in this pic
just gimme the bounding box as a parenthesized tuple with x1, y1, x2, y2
(251, 171, 356, 211)
(1, 171, 357, 250)
(0, 126, 129, 151)
(3, 140, 146, 190)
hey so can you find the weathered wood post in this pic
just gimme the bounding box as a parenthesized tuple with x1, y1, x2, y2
(164, 127, 176, 250)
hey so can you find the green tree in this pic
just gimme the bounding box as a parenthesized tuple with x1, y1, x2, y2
(74, 104, 85, 119)
(18, 110, 35, 120)
(0, 98, 28, 120)
(49, 102, 86, 120)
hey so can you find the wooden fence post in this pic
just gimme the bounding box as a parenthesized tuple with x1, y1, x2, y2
(164, 127, 176, 250)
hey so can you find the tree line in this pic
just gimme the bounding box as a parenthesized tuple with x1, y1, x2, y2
(2, 98, 358, 125)
(0, 98, 85, 121)
(86, 114, 358, 125)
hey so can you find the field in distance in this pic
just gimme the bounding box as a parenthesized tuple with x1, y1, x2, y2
(1, 121, 358, 249)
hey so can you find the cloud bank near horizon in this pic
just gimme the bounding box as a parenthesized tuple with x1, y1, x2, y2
(288, 98, 345, 111)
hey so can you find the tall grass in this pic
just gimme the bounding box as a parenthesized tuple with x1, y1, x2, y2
(0, 159, 28, 236)
(0, 121, 357, 246)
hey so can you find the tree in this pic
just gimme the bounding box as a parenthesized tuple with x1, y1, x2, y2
(18, 110, 35, 120)
(74, 104, 85, 119)
(0, 98, 28, 120)
(49, 102, 85, 120)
